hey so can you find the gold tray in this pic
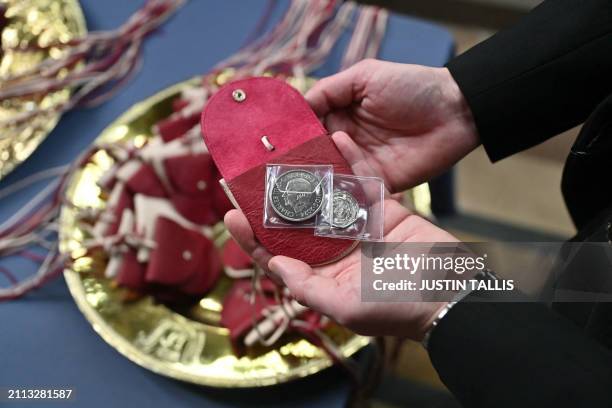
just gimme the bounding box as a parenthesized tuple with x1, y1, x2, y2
(58, 77, 370, 388)
(0, 0, 87, 180)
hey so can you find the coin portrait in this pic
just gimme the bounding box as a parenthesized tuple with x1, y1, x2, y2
(332, 189, 360, 228)
(270, 170, 324, 222)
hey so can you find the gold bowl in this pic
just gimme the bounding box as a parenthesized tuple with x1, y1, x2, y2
(0, 0, 86, 180)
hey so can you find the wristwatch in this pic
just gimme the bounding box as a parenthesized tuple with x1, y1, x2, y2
(422, 269, 499, 348)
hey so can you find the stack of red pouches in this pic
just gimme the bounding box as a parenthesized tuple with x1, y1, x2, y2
(91, 86, 232, 302)
(218, 238, 326, 354)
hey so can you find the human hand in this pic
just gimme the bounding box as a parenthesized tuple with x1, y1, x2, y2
(224, 134, 460, 340)
(225, 198, 456, 340)
(306, 59, 479, 193)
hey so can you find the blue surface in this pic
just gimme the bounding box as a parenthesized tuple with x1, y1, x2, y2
(0, 1, 453, 407)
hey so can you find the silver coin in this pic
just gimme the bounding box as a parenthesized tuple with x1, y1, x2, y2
(270, 170, 324, 222)
(332, 189, 360, 228)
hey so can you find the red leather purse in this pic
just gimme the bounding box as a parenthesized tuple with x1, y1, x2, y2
(156, 112, 200, 143)
(221, 277, 329, 354)
(201, 77, 356, 265)
(163, 153, 225, 225)
(220, 278, 279, 353)
(111, 213, 222, 299)
(146, 216, 221, 296)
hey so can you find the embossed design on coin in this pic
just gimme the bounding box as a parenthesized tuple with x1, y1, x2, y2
(332, 189, 360, 228)
(271, 170, 324, 222)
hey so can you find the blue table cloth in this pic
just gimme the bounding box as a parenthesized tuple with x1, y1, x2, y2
(0, 1, 453, 407)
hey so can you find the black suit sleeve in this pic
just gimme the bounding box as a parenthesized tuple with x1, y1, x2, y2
(446, 0, 612, 162)
(428, 297, 612, 408)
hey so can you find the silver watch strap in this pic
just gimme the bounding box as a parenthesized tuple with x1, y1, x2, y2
(421, 269, 498, 349)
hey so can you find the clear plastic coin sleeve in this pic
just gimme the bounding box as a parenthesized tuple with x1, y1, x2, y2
(314, 174, 385, 242)
(263, 164, 333, 228)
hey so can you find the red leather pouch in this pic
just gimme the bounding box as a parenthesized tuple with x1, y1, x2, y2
(201, 77, 356, 265)
(220, 278, 280, 354)
(146, 216, 221, 296)
(155, 112, 200, 143)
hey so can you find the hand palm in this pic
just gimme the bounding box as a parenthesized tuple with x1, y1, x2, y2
(225, 198, 455, 339)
